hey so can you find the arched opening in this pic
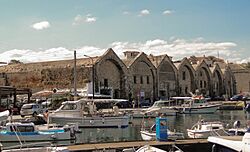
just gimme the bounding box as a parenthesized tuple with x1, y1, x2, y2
(159, 62, 177, 99)
(96, 59, 126, 99)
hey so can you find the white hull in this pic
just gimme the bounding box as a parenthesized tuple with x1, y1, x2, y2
(136, 145, 166, 152)
(187, 129, 225, 139)
(140, 130, 184, 141)
(50, 115, 129, 128)
(0, 131, 71, 142)
(0, 110, 9, 122)
(178, 104, 220, 114)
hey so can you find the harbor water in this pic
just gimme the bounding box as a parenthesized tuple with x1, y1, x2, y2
(2, 110, 250, 148)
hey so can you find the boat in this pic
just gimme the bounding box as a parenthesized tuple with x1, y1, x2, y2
(140, 123, 184, 141)
(129, 100, 178, 118)
(219, 101, 245, 110)
(187, 120, 227, 138)
(0, 121, 73, 142)
(0, 110, 9, 122)
(174, 95, 221, 114)
(208, 129, 250, 152)
(49, 99, 130, 128)
(135, 145, 183, 152)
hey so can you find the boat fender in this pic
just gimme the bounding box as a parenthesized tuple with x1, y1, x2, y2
(90, 120, 94, 125)
(102, 117, 105, 124)
(51, 134, 57, 140)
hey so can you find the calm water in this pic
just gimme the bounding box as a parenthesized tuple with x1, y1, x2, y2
(2, 110, 250, 148)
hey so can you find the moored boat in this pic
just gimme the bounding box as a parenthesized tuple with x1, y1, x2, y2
(49, 99, 130, 128)
(187, 120, 226, 138)
(174, 95, 221, 114)
(0, 122, 73, 142)
(208, 130, 250, 152)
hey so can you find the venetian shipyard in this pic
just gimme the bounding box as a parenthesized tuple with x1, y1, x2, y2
(1, 49, 250, 152)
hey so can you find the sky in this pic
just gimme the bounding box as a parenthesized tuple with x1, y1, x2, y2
(0, 0, 250, 64)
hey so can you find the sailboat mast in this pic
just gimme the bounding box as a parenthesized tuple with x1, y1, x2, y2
(74, 50, 77, 100)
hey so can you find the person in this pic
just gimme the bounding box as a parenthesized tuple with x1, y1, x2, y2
(43, 110, 49, 122)
(132, 100, 135, 108)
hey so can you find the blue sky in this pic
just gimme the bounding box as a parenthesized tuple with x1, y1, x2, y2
(0, 0, 250, 63)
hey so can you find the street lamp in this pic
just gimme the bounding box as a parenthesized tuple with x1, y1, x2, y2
(84, 55, 95, 99)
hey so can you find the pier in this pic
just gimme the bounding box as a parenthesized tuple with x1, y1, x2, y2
(68, 139, 210, 152)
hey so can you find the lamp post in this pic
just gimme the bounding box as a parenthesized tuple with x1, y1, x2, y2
(84, 55, 95, 99)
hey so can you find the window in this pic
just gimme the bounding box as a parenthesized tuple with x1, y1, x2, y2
(134, 76, 137, 84)
(147, 76, 150, 84)
(140, 76, 143, 84)
(204, 81, 207, 88)
(200, 81, 203, 88)
(104, 79, 108, 88)
(200, 71, 203, 77)
(182, 71, 186, 80)
(185, 87, 188, 94)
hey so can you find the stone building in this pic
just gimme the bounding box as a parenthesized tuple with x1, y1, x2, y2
(0, 48, 238, 101)
(174, 58, 196, 97)
(149, 54, 178, 100)
(123, 51, 157, 102)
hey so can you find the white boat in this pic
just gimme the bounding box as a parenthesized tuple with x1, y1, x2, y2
(187, 120, 226, 138)
(208, 130, 250, 152)
(2, 146, 69, 152)
(0, 110, 9, 122)
(135, 145, 183, 152)
(0, 122, 73, 142)
(174, 95, 221, 114)
(140, 123, 184, 141)
(136, 145, 167, 152)
(49, 99, 130, 128)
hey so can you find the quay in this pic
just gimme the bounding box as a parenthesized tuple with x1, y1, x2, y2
(68, 139, 210, 152)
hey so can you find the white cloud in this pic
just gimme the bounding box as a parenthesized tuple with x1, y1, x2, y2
(31, 21, 50, 30)
(73, 14, 97, 25)
(139, 9, 150, 16)
(162, 10, 173, 15)
(1, 38, 248, 64)
(123, 11, 130, 15)
(85, 17, 96, 23)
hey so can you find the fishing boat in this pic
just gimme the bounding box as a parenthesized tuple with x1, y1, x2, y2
(174, 95, 221, 114)
(129, 100, 178, 118)
(49, 99, 130, 128)
(140, 123, 184, 141)
(187, 120, 226, 138)
(208, 130, 250, 152)
(0, 122, 73, 142)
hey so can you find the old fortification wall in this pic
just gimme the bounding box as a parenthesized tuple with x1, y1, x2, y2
(0, 59, 92, 91)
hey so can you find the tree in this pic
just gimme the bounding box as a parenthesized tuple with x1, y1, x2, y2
(8, 59, 23, 65)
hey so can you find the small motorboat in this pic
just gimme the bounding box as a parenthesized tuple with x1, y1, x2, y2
(187, 120, 226, 138)
(140, 123, 184, 141)
(135, 145, 183, 152)
(0, 122, 74, 142)
(208, 131, 250, 152)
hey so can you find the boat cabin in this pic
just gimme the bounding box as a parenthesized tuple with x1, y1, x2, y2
(6, 122, 35, 132)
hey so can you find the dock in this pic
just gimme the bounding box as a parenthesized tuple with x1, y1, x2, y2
(68, 139, 209, 152)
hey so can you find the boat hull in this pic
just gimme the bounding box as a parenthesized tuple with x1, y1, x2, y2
(178, 104, 220, 114)
(0, 131, 71, 142)
(50, 115, 129, 128)
(140, 130, 184, 141)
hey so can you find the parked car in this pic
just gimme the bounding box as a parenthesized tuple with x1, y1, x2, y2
(230, 94, 245, 101)
(20, 103, 44, 117)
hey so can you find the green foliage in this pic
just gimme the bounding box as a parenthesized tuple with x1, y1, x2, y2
(9, 59, 23, 65)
